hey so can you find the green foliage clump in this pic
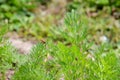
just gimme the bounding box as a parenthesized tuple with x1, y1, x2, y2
(67, 0, 120, 11)
(12, 11, 120, 80)
(0, 0, 53, 40)
(0, 27, 27, 79)
(0, 0, 36, 31)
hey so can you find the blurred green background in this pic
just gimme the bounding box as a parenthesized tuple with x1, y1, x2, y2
(0, 0, 120, 44)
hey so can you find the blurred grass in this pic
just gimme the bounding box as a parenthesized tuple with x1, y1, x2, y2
(0, 1, 120, 79)
(0, 0, 120, 44)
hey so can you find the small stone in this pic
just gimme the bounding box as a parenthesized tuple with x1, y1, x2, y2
(100, 35, 108, 43)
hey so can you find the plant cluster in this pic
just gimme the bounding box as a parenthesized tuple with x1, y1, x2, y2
(0, 0, 56, 40)
(0, 0, 51, 31)
(0, 27, 27, 80)
(0, 0, 119, 42)
(0, 0, 36, 30)
(8, 11, 120, 80)
(67, 0, 120, 11)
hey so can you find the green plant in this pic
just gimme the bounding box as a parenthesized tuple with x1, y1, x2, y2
(67, 0, 120, 12)
(0, 27, 27, 79)
(12, 10, 120, 80)
(0, 0, 55, 40)
(0, 0, 36, 31)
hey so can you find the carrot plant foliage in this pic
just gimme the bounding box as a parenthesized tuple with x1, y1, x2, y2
(12, 11, 120, 80)
(0, 10, 120, 80)
(0, 27, 27, 80)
